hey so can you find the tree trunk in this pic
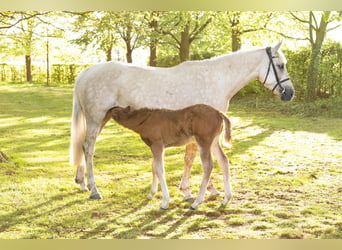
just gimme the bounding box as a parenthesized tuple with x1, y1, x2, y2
(232, 28, 241, 52)
(180, 23, 190, 62)
(149, 45, 157, 66)
(305, 11, 330, 102)
(126, 45, 133, 63)
(25, 55, 32, 82)
(149, 19, 158, 66)
(106, 44, 113, 61)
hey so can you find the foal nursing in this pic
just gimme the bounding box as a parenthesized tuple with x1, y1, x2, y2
(109, 104, 233, 210)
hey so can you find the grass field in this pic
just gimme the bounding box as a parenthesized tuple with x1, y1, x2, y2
(0, 83, 341, 239)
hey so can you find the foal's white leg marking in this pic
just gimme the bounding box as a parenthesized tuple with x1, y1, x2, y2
(212, 139, 232, 206)
(151, 143, 170, 209)
(84, 122, 102, 199)
(190, 145, 214, 210)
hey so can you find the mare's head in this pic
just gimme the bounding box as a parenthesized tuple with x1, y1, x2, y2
(258, 41, 295, 101)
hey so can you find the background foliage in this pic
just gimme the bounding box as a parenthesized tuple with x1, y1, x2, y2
(0, 11, 341, 102)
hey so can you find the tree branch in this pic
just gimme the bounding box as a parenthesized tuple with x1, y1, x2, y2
(159, 29, 181, 47)
(326, 23, 341, 32)
(189, 16, 212, 43)
(0, 12, 44, 29)
(266, 28, 309, 41)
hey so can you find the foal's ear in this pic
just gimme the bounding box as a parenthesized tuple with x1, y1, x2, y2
(272, 40, 283, 53)
(124, 106, 131, 113)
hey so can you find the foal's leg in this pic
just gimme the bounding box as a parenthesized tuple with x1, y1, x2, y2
(190, 144, 214, 210)
(151, 143, 170, 209)
(147, 162, 158, 200)
(179, 143, 197, 202)
(84, 121, 102, 199)
(75, 165, 88, 191)
(212, 138, 232, 206)
(180, 143, 219, 202)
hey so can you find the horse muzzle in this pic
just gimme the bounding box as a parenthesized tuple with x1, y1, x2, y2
(281, 87, 295, 101)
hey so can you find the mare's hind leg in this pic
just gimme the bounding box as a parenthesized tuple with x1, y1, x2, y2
(212, 137, 232, 206)
(74, 113, 111, 193)
(84, 121, 102, 199)
(75, 113, 111, 195)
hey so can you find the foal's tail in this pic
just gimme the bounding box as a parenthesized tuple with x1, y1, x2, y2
(70, 92, 86, 166)
(220, 112, 233, 145)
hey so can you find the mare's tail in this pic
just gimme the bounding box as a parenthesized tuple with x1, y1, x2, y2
(70, 91, 86, 166)
(220, 112, 233, 145)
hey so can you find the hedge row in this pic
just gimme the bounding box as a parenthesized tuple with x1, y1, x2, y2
(0, 63, 92, 84)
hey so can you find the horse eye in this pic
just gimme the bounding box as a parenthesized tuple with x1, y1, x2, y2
(277, 64, 284, 70)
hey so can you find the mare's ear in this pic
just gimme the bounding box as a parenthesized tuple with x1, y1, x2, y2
(272, 40, 283, 53)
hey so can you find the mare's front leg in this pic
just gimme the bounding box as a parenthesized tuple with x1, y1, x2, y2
(84, 121, 102, 199)
(151, 143, 169, 210)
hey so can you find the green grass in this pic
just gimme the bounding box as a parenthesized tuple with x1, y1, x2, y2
(0, 83, 341, 239)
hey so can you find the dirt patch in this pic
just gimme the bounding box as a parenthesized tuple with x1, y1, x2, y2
(0, 151, 9, 163)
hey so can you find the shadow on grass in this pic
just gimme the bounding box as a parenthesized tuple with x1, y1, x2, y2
(0, 191, 81, 234)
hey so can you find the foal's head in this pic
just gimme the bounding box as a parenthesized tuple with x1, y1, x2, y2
(109, 106, 152, 131)
(110, 106, 132, 121)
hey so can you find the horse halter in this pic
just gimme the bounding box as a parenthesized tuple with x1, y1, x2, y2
(263, 47, 290, 94)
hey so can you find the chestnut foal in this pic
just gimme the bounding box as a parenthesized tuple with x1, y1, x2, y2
(109, 104, 233, 210)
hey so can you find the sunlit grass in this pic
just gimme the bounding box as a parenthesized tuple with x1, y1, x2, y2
(0, 83, 341, 239)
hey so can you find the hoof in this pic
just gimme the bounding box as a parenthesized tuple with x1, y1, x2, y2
(90, 193, 102, 200)
(189, 205, 196, 210)
(184, 197, 195, 203)
(160, 206, 168, 210)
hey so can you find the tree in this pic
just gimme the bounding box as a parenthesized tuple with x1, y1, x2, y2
(215, 11, 274, 52)
(144, 11, 160, 66)
(158, 11, 213, 62)
(1, 11, 51, 82)
(113, 11, 146, 63)
(71, 12, 118, 62)
(290, 11, 342, 101)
